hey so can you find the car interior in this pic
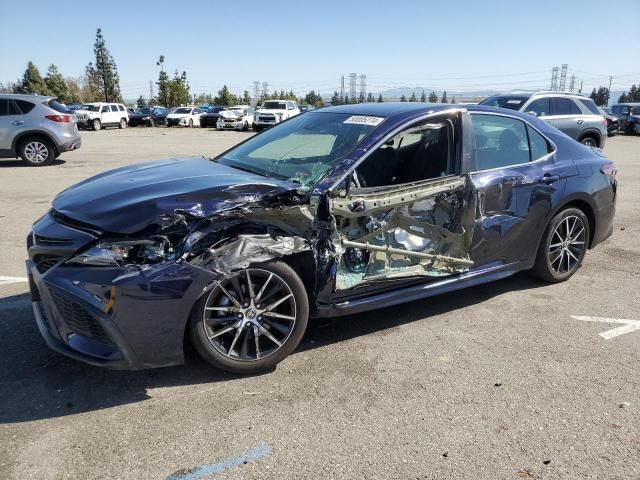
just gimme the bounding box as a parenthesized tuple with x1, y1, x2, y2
(355, 121, 453, 188)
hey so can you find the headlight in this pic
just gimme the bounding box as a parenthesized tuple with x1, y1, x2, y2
(67, 237, 170, 267)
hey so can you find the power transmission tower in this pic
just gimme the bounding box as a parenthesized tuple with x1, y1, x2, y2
(253, 81, 260, 101)
(359, 74, 366, 99)
(149, 80, 154, 103)
(262, 82, 269, 98)
(550, 66, 559, 91)
(340, 75, 345, 98)
(607, 75, 613, 105)
(349, 73, 357, 99)
(568, 74, 575, 92)
(559, 64, 568, 92)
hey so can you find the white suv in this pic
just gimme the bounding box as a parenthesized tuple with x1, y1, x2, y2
(254, 100, 300, 131)
(75, 102, 129, 131)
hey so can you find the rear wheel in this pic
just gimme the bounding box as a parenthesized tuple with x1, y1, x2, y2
(148, 118, 155, 127)
(92, 118, 101, 131)
(19, 137, 55, 166)
(188, 118, 193, 127)
(190, 261, 309, 374)
(530, 208, 589, 283)
(580, 136, 598, 147)
(243, 121, 249, 131)
(119, 118, 127, 129)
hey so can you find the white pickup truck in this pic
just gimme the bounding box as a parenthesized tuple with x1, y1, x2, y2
(254, 100, 300, 131)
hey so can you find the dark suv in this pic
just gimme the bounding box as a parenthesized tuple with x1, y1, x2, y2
(611, 103, 640, 134)
(480, 92, 607, 148)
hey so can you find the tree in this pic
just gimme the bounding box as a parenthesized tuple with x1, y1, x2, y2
(166, 70, 190, 107)
(420, 90, 426, 102)
(618, 92, 628, 103)
(214, 85, 236, 106)
(428, 91, 438, 102)
(400, 94, 407, 102)
(628, 84, 639, 102)
(82, 63, 103, 102)
(589, 88, 597, 102)
(136, 95, 145, 107)
(366, 92, 374, 103)
(17, 62, 48, 95)
(65, 78, 83, 104)
(44, 65, 68, 102)
(241, 90, 252, 105)
(409, 91, 417, 102)
(377, 94, 383, 103)
(304, 90, 324, 107)
(92, 28, 122, 102)
(358, 91, 365, 103)
(331, 91, 341, 105)
(440, 91, 448, 103)
(0, 82, 18, 93)
(451, 96, 456, 104)
(596, 87, 609, 106)
(156, 55, 169, 107)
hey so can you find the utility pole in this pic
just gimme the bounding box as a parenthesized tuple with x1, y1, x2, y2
(607, 75, 613, 105)
(568, 74, 575, 93)
(550, 66, 559, 91)
(559, 64, 568, 92)
(579, 80, 583, 93)
(253, 81, 260, 102)
(349, 73, 357, 99)
(262, 81, 269, 98)
(340, 75, 345, 98)
(149, 80, 154, 104)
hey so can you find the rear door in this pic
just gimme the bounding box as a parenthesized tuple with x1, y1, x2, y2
(467, 112, 576, 267)
(612, 105, 630, 131)
(0, 99, 26, 152)
(547, 97, 583, 140)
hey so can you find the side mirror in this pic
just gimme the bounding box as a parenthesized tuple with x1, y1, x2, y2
(525, 111, 538, 117)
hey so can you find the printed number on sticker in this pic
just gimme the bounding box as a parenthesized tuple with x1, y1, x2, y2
(343, 116, 384, 126)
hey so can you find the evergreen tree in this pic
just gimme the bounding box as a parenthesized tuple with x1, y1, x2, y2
(17, 62, 48, 95)
(82, 63, 103, 102)
(590, 88, 597, 102)
(136, 95, 146, 107)
(420, 90, 427, 102)
(92, 28, 122, 102)
(214, 85, 236, 106)
(377, 94, 383, 103)
(618, 92, 628, 103)
(366, 92, 374, 102)
(44, 65, 68, 102)
(451, 96, 456, 104)
(595, 87, 609, 106)
(428, 91, 438, 102)
(628, 84, 639, 102)
(339, 94, 345, 105)
(305, 90, 324, 107)
(166, 70, 190, 107)
(440, 91, 448, 103)
(409, 91, 417, 102)
(400, 94, 407, 102)
(358, 91, 365, 103)
(241, 90, 252, 105)
(156, 55, 169, 107)
(331, 91, 341, 105)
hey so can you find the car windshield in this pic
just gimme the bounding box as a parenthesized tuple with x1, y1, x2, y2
(82, 104, 100, 112)
(136, 107, 154, 114)
(174, 108, 191, 114)
(262, 101, 287, 110)
(217, 112, 382, 189)
(479, 95, 530, 110)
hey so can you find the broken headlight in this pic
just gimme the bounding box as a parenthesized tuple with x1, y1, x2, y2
(67, 237, 170, 267)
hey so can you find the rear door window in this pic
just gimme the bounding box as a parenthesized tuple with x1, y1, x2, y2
(525, 98, 550, 117)
(110, 105, 119, 112)
(551, 98, 580, 116)
(118, 105, 125, 111)
(0, 99, 9, 116)
(101, 105, 109, 113)
(15, 100, 35, 114)
(471, 114, 530, 169)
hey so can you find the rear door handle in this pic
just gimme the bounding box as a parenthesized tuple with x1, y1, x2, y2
(577, 119, 584, 124)
(12, 120, 24, 126)
(537, 174, 560, 184)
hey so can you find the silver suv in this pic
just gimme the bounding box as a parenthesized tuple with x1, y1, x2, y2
(480, 92, 607, 148)
(0, 94, 81, 166)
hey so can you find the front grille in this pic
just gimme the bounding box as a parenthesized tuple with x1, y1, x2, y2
(35, 255, 63, 274)
(259, 115, 275, 121)
(50, 288, 113, 345)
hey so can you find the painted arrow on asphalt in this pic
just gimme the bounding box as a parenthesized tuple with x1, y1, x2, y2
(0, 276, 28, 286)
(571, 316, 640, 340)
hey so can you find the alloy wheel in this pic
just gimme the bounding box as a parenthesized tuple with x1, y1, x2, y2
(24, 141, 49, 164)
(548, 215, 586, 275)
(581, 137, 597, 147)
(202, 268, 297, 361)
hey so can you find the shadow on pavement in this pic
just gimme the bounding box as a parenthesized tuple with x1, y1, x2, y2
(0, 273, 545, 423)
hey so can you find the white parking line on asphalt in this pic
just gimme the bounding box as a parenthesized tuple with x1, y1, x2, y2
(0, 276, 28, 286)
(571, 315, 640, 340)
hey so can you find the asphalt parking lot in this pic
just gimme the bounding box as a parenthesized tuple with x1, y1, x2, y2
(0, 127, 639, 480)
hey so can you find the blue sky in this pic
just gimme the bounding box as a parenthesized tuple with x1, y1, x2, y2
(1, 0, 639, 99)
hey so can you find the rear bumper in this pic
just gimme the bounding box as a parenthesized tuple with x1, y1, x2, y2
(57, 136, 82, 153)
(591, 200, 616, 248)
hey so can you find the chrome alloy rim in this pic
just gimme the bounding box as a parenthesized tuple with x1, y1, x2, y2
(581, 138, 597, 147)
(202, 269, 297, 361)
(24, 141, 49, 163)
(548, 215, 586, 275)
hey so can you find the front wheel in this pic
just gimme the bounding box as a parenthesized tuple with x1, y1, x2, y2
(148, 118, 155, 127)
(92, 119, 101, 131)
(188, 118, 193, 127)
(119, 118, 127, 129)
(190, 261, 309, 374)
(530, 208, 589, 283)
(19, 138, 55, 166)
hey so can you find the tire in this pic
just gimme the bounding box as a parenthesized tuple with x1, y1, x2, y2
(92, 119, 101, 131)
(188, 118, 193, 127)
(190, 261, 309, 374)
(19, 137, 56, 166)
(254, 125, 261, 132)
(579, 135, 598, 147)
(148, 118, 155, 127)
(119, 118, 127, 129)
(243, 121, 249, 131)
(530, 207, 590, 283)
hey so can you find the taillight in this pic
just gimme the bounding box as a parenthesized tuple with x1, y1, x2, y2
(600, 162, 617, 177)
(45, 114, 72, 123)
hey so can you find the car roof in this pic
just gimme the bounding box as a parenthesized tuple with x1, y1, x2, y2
(0, 93, 55, 101)
(614, 102, 640, 106)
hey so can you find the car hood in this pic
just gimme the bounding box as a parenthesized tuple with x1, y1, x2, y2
(258, 109, 286, 115)
(52, 157, 296, 234)
(166, 113, 190, 118)
(130, 113, 152, 119)
(219, 111, 243, 119)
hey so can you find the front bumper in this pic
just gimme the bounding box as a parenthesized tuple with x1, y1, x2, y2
(217, 120, 244, 130)
(26, 212, 214, 370)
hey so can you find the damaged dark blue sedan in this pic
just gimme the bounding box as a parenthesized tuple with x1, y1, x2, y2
(27, 103, 617, 373)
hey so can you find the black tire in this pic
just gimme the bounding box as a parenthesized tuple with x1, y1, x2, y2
(92, 118, 101, 131)
(148, 118, 155, 127)
(18, 137, 56, 166)
(190, 260, 309, 374)
(188, 118, 193, 127)
(530, 207, 590, 283)
(254, 125, 261, 132)
(119, 118, 127, 129)
(243, 121, 249, 131)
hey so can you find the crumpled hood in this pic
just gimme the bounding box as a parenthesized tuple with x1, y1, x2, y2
(52, 157, 295, 234)
(166, 113, 190, 119)
(219, 110, 243, 119)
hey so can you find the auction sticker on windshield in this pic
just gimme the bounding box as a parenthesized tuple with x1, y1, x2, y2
(343, 116, 385, 126)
